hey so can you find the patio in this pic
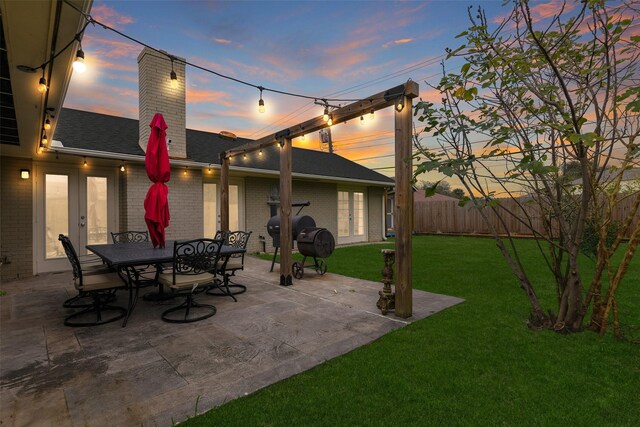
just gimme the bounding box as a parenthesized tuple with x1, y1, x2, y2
(1, 255, 463, 426)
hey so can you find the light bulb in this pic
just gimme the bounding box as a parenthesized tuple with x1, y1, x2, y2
(360, 115, 364, 126)
(38, 77, 47, 93)
(183, 168, 187, 176)
(258, 98, 265, 113)
(258, 149, 263, 156)
(72, 49, 86, 73)
(42, 133, 48, 145)
(83, 158, 88, 167)
(327, 114, 333, 126)
(38, 145, 44, 154)
(369, 109, 374, 120)
(243, 153, 247, 159)
(323, 106, 329, 122)
(170, 70, 178, 89)
(396, 99, 404, 112)
(300, 134, 305, 141)
(120, 164, 125, 172)
(44, 118, 51, 130)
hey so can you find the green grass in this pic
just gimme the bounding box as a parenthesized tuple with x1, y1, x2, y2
(184, 236, 640, 426)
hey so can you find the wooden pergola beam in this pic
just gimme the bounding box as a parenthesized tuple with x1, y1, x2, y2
(224, 81, 419, 159)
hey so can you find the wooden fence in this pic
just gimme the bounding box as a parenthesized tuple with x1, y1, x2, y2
(414, 197, 640, 238)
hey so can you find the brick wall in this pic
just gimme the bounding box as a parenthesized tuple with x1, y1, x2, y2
(1, 157, 34, 281)
(119, 164, 203, 241)
(137, 47, 186, 158)
(243, 177, 338, 254)
(368, 186, 384, 242)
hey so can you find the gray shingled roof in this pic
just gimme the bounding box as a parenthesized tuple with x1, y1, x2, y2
(55, 108, 394, 184)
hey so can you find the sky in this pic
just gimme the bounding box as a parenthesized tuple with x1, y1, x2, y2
(64, 0, 553, 180)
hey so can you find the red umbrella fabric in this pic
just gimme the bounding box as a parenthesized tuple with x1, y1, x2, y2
(144, 113, 171, 248)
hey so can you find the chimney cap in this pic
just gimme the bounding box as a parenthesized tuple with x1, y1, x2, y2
(219, 131, 237, 140)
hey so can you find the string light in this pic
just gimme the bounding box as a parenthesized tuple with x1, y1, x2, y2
(327, 114, 333, 126)
(243, 153, 247, 159)
(258, 149, 263, 156)
(258, 87, 265, 113)
(38, 76, 47, 93)
(169, 57, 178, 89)
(300, 134, 305, 141)
(41, 131, 48, 145)
(38, 144, 44, 154)
(44, 118, 51, 130)
(83, 157, 87, 167)
(72, 48, 86, 73)
(323, 105, 329, 122)
(120, 161, 125, 172)
(395, 97, 404, 112)
(360, 115, 365, 125)
(369, 108, 375, 120)
(184, 166, 188, 176)
(208, 164, 212, 173)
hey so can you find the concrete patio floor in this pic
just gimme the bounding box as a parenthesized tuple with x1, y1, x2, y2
(1, 256, 463, 426)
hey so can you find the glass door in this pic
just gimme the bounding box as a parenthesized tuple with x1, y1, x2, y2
(337, 189, 367, 244)
(203, 181, 244, 237)
(35, 164, 117, 273)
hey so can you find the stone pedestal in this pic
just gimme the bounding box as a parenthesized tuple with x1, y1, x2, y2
(376, 249, 395, 315)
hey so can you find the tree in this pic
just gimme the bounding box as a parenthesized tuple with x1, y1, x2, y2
(413, 0, 639, 336)
(419, 180, 466, 199)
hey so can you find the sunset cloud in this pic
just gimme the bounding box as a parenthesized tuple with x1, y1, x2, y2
(186, 88, 235, 107)
(213, 38, 233, 45)
(83, 35, 140, 59)
(382, 38, 414, 48)
(91, 4, 136, 29)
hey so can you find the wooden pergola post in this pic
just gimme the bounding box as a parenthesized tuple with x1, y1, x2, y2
(279, 136, 293, 286)
(220, 155, 230, 231)
(394, 91, 416, 318)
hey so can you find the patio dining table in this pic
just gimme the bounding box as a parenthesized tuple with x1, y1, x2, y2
(86, 240, 245, 326)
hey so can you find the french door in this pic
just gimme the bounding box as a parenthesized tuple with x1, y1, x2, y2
(34, 164, 117, 273)
(203, 181, 244, 237)
(337, 189, 367, 244)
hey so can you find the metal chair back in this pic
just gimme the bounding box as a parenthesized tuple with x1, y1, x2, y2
(172, 238, 224, 282)
(111, 231, 150, 244)
(226, 231, 251, 261)
(58, 234, 83, 283)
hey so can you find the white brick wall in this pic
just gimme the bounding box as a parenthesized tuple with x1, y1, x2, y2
(1, 156, 34, 281)
(137, 48, 187, 158)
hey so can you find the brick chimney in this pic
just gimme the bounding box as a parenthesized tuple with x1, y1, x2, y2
(137, 47, 186, 158)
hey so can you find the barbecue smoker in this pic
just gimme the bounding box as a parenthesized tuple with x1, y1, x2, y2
(267, 201, 335, 279)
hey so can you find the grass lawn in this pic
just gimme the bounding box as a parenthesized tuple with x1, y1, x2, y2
(184, 235, 639, 426)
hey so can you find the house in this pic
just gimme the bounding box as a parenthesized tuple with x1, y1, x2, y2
(570, 168, 640, 193)
(0, 16, 393, 282)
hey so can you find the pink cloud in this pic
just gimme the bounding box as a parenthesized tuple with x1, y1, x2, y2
(186, 88, 235, 107)
(83, 35, 140, 59)
(382, 38, 414, 48)
(91, 4, 136, 29)
(213, 38, 233, 45)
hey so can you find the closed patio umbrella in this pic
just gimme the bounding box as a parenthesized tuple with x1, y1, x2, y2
(144, 113, 170, 248)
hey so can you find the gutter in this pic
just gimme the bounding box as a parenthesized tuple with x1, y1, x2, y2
(50, 142, 395, 187)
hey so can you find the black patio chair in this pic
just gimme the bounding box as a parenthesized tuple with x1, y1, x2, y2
(59, 235, 113, 308)
(207, 230, 251, 297)
(58, 234, 127, 327)
(157, 238, 224, 323)
(110, 231, 159, 288)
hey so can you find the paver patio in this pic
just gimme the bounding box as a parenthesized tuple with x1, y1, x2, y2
(1, 256, 463, 426)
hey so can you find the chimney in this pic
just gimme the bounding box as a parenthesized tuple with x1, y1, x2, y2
(137, 47, 187, 158)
